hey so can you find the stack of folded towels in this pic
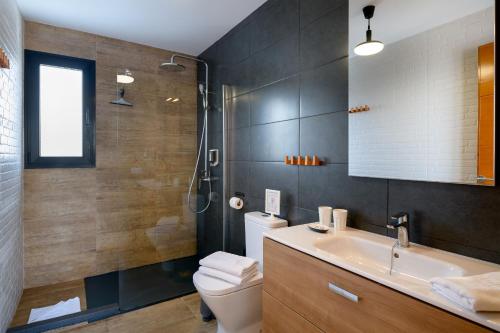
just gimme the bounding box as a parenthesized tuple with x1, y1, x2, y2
(430, 272, 500, 312)
(199, 251, 258, 285)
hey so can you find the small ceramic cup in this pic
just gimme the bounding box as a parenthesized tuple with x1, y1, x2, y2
(318, 206, 333, 227)
(333, 209, 348, 231)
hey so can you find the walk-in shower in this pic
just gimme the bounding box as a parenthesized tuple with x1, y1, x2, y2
(78, 55, 219, 323)
(160, 54, 216, 214)
(9, 53, 223, 332)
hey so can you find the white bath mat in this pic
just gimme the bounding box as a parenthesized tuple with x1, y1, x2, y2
(28, 297, 81, 323)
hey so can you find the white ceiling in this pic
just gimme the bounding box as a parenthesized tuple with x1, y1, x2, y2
(16, 0, 267, 56)
(349, 0, 494, 57)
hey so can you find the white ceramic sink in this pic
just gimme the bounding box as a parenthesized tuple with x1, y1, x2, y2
(314, 235, 465, 282)
(265, 225, 500, 331)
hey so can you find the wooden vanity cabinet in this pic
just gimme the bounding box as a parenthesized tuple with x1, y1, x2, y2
(263, 238, 493, 333)
(263, 291, 323, 333)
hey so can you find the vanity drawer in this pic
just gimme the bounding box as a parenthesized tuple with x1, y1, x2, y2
(263, 238, 492, 333)
(263, 291, 323, 333)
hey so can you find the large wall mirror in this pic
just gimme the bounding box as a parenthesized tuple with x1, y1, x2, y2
(348, 0, 495, 186)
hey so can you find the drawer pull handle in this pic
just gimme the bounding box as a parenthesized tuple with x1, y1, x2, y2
(328, 282, 359, 303)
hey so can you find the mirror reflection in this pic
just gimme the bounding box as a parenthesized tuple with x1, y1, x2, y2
(348, 0, 495, 185)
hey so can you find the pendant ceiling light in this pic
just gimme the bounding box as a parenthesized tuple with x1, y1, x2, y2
(354, 5, 384, 56)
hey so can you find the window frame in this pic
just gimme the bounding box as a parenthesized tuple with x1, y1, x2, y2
(24, 49, 96, 169)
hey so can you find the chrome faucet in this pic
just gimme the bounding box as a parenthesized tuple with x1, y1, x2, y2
(387, 212, 409, 248)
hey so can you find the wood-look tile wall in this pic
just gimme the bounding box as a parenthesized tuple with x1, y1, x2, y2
(23, 22, 198, 288)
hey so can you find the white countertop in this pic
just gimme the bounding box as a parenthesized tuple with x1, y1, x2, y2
(264, 224, 500, 331)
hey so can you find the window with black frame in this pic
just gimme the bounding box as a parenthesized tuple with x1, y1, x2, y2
(24, 50, 96, 168)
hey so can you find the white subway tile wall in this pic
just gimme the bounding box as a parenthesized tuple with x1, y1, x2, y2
(0, 0, 23, 330)
(349, 7, 494, 184)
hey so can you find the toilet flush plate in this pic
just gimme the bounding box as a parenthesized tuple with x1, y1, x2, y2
(265, 189, 280, 216)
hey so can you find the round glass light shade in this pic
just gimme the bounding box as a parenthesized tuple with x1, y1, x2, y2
(117, 70, 134, 84)
(117, 74, 134, 84)
(354, 40, 384, 56)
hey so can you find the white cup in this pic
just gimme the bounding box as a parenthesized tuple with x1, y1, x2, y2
(318, 206, 333, 227)
(333, 209, 348, 231)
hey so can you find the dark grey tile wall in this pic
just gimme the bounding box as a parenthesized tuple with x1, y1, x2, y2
(300, 58, 347, 117)
(197, 0, 500, 263)
(251, 77, 299, 125)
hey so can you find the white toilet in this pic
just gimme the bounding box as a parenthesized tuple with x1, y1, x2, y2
(193, 211, 287, 333)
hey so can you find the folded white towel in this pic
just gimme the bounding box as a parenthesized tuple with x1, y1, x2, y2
(430, 272, 500, 312)
(199, 251, 257, 277)
(199, 266, 258, 285)
(28, 297, 81, 323)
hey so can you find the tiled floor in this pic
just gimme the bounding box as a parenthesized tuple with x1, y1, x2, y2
(48, 294, 216, 333)
(10, 278, 216, 333)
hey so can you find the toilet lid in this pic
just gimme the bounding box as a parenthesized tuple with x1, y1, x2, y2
(193, 271, 263, 296)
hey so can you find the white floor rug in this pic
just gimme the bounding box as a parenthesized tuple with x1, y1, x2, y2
(28, 297, 81, 324)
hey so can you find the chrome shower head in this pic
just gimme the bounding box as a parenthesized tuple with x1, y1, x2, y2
(159, 61, 186, 72)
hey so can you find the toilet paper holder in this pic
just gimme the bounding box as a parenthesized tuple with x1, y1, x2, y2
(229, 195, 244, 210)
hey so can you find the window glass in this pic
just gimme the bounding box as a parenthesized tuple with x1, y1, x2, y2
(39, 64, 83, 157)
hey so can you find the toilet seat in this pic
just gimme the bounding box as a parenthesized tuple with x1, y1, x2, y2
(193, 271, 263, 296)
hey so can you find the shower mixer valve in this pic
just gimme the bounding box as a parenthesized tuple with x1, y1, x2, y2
(198, 170, 208, 189)
(198, 170, 218, 190)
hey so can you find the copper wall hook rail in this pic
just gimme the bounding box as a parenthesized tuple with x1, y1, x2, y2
(0, 48, 10, 69)
(348, 105, 370, 113)
(285, 155, 323, 166)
